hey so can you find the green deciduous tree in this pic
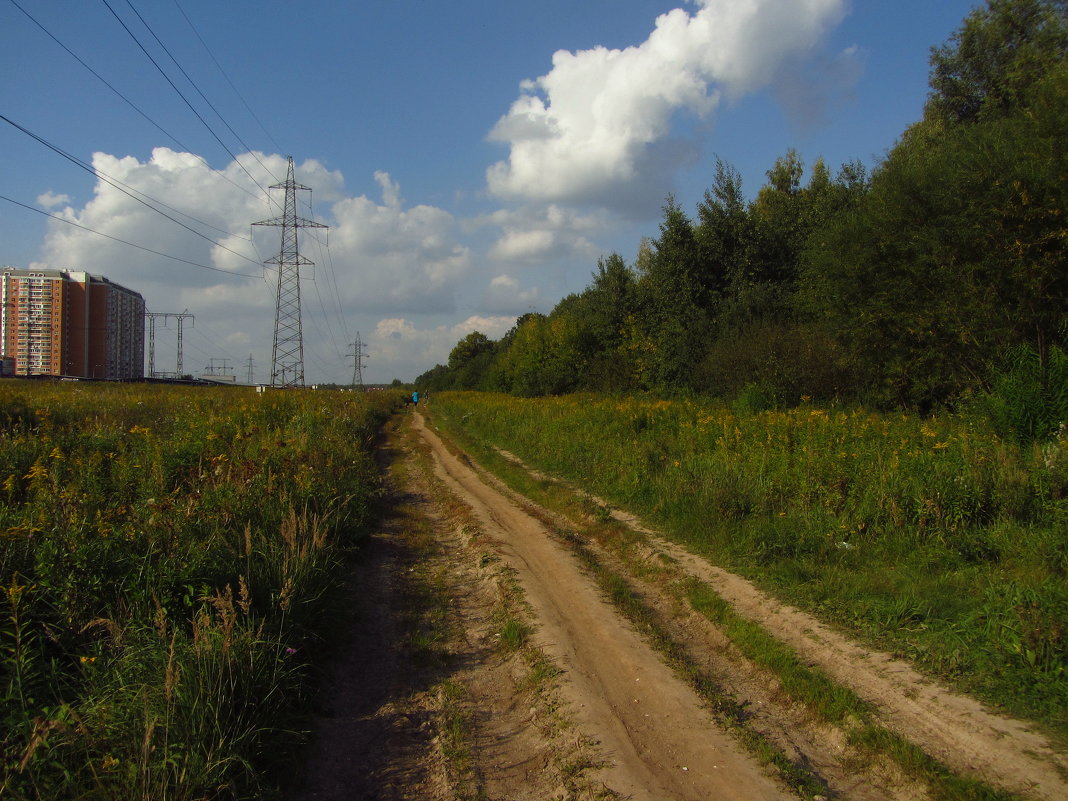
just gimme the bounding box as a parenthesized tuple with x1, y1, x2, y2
(801, 65, 1068, 408)
(927, 0, 1068, 124)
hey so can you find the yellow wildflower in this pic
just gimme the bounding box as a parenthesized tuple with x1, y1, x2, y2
(24, 462, 48, 480)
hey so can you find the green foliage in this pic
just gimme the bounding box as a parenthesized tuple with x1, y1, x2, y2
(730, 382, 778, 417)
(635, 198, 711, 389)
(0, 382, 402, 799)
(927, 0, 1068, 124)
(975, 345, 1068, 444)
(425, 1, 1065, 414)
(801, 61, 1068, 409)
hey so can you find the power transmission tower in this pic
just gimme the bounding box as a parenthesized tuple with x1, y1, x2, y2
(246, 353, 255, 385)
(253, 156, 327, 388)
(145, 310, 194, 378)
(348, 332, 368, 388)
(204, 358, 232, 376)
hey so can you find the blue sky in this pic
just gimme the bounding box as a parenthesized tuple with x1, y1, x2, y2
(0, 0, 979, 384)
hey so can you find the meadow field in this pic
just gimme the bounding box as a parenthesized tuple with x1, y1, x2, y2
(0, 381, 403, 800)
(428, 391, 1068, 736)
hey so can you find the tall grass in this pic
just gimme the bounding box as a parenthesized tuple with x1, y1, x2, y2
(0, 381, 403, 799)
(428, 391, 1068, 734)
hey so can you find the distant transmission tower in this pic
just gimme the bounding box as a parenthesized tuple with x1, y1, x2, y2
(253, 156, 327, 388)
(349, 332, 368, 388)
(145, 310, 193, 378)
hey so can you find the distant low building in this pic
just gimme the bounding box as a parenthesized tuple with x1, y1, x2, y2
(0, 267, 145, 379)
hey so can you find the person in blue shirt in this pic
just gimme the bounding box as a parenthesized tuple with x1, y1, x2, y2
(412, 391, 419, 405)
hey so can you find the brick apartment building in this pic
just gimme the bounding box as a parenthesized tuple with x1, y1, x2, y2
(0, 267, 145, 379)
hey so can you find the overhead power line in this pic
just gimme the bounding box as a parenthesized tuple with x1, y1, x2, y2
(0, 193, 260, 278)
(170, 0, 284, 156)
(8, 0, 193, 155)
(7, 0, 273, 207)
(0, 113, 263, 268)
(98, 0, 271, 198)
(119, 0, 281, 186)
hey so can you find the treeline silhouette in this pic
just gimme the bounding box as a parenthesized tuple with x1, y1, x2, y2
(418, 0, 1068, 441)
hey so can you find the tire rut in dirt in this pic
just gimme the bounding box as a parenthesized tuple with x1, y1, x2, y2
(285, 490, 445, 799)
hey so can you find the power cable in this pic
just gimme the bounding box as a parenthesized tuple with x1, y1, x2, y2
(170, 0, 284, 156)
(308, 224, 351, 346)
(0, 193, 260, 278)
(8, 0, 192, 155)
(301, 192, 350, 344)
(120, 0, 282, 186)
(0, 114, 263, 268)
(7, 0, 273, 208)
(310, 271, 344, 359)
(98, 0, 270, 199)
(188, 324, 242, 364)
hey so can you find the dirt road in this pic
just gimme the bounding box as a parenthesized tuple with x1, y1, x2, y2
(413, 413, 791, 801)
(291, 412, 1068, 801)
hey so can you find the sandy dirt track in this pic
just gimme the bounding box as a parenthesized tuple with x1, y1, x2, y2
(413, 413, 792, 800)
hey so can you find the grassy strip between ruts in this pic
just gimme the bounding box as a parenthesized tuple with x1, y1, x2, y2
(423, 405, 1021, 801)
(380, 423, 483, 801)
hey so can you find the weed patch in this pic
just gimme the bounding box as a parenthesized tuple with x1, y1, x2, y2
(0, 381, 404, 799)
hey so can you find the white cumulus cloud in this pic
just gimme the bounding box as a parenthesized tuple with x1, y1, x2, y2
(329, 171, 471, 313)
(486, 0, 849, 210)
(36, 191, 71, 209)
(481, 204, 605, 264)
(31, 148, 480, 383)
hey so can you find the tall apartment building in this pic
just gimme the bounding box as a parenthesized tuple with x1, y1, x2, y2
(0, 267, 145, 379)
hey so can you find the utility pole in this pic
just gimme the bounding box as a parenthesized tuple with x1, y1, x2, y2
(348, 332, 368, 388)
(253, 156, 327, 388)
(145, 310, 194, 378)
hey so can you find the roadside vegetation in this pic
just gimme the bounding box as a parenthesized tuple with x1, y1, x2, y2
(0, 380, 403, 800)
(427, 391, 1068, 738)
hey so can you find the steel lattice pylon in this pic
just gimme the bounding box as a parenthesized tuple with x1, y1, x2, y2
(253, 156, 327, 388)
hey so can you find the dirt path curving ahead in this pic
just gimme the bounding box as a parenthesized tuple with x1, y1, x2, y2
(413, 412, 792, 800)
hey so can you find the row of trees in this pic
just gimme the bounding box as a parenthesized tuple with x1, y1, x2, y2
(419, 0, 1067, 427)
